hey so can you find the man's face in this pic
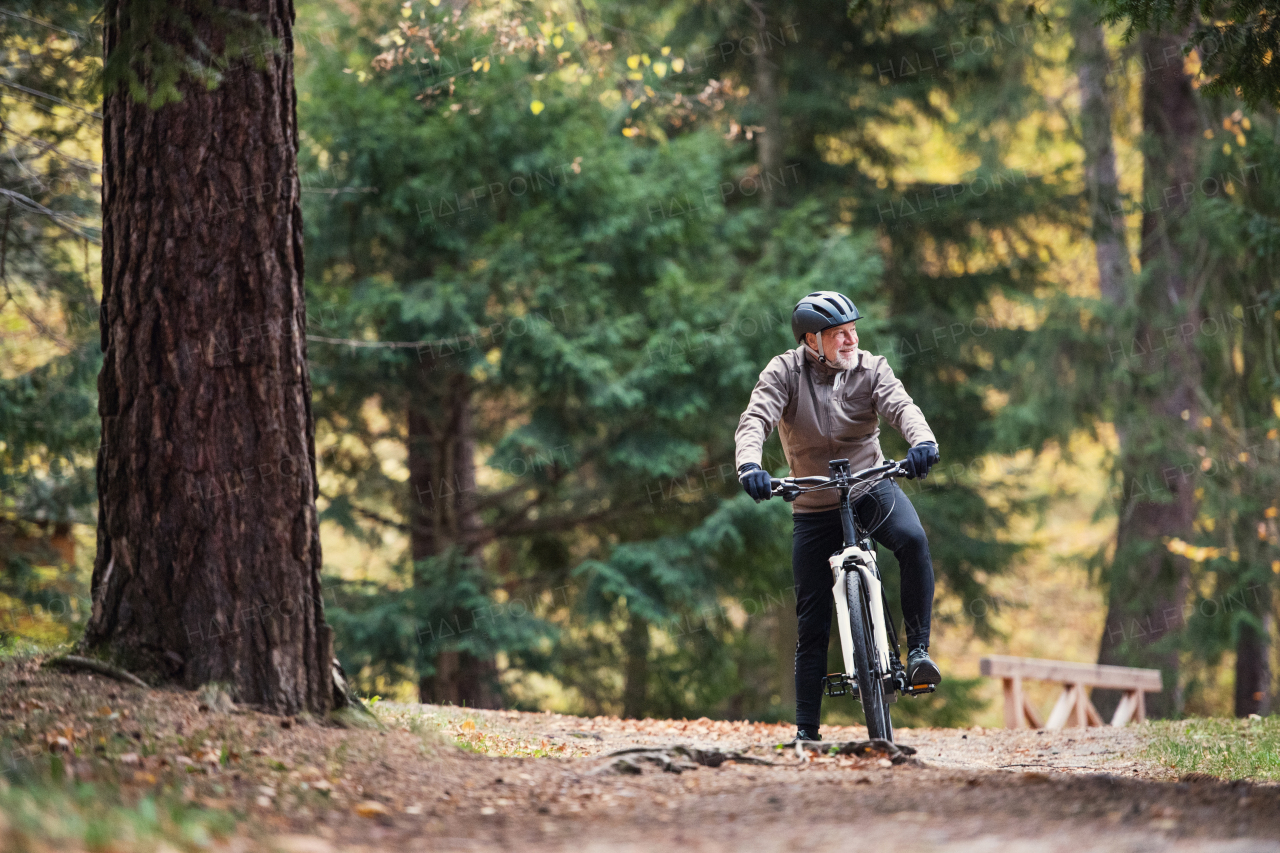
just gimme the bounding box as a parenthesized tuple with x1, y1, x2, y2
(806, 321, 859, 368)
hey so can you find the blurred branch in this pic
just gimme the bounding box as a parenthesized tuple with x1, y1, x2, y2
(319, 490, 409, 532)
(2, 128, 101, 173)
(0, 80, 103, 119)
(0, 9, 86, 42)
(0, 188, 100, 243)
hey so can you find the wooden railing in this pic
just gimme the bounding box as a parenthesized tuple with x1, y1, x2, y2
(979, 655, 1162, 729)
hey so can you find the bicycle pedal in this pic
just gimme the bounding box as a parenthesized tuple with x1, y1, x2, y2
(822, 673, 858, 698)
(904, 683, 937, 696)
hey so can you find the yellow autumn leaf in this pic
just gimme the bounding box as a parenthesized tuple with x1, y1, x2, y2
(653, 62, 668, 77)
(630, 98, 641, 109)
(430, 0, 440, 5)
(1272, 561, 1279, 574)
(626, 54, 641, 69)
(1265, 506, 1278, 518)
(553, 35, 564, 48)
(356, 801, 390, 818)
(459, 719, 476, 732)
(641, 53, 650, 65)
(473, 60, 482, 71)
(661, 46, 671, 56)
(672, 58, 685, 73)
(627, 71, 643, 80)
(530, 100, 545, 115)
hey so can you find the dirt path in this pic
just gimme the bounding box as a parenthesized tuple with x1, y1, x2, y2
(292, 704, 1277, 853)
(3, 668, 1278, 853)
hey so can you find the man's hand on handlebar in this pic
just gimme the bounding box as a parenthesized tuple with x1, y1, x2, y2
(737, 463, 774, 502)
(904, 442, 940, 480)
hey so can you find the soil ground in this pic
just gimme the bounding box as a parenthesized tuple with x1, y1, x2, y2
(2, 662, 1277, 852)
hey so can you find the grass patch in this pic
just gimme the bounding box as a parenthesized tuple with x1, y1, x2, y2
(1146, 715, 1280, 781)
(0, 758, 238, 852)
(371, 704, 583, 758)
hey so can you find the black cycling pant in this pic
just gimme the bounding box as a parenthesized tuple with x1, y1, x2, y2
(792, 479, 934, 731)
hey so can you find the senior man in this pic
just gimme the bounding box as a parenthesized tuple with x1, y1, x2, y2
(735, 291, 941, 743)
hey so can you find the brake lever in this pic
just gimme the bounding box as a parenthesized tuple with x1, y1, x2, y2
(770, 478, 802, 502)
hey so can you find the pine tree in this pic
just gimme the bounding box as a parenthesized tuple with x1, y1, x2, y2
(83, 0, 334, 714)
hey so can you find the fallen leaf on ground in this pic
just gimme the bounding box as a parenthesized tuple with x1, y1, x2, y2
(355, 800, 389, 817)
(274, 836, 336, 853)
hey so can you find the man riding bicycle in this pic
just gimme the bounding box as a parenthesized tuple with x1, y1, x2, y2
(735, 291, 942, 743)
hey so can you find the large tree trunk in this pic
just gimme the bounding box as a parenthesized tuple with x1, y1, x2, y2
(746, 0, 785, 209)
(1235, 608, 1272, 717)
(1094, 29, 1204, 718)
(621, 610, 650, 718)
(408, 371, 498, 707)
(1071, 12, 1128, 304)
(85, 0, 333, 714)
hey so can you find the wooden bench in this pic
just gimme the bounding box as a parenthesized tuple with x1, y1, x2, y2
(979, 655, 1162, 729)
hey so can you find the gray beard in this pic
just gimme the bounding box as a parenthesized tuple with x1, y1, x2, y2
(831, 350, 858, 370)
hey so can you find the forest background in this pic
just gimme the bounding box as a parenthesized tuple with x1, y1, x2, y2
(2, 0, 1278, 728)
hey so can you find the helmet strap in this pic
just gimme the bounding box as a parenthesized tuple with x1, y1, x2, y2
(803, 331, 828, 364)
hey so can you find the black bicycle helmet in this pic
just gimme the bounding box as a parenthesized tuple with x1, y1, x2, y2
(792, 291, 862, 346)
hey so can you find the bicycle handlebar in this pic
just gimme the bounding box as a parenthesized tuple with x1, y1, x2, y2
(769, 459, 909, 502)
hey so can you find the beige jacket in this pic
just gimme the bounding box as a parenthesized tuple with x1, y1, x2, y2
(734, 346, 936, 513)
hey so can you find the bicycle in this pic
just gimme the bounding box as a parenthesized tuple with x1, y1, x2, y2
(771, 458, 937, 743)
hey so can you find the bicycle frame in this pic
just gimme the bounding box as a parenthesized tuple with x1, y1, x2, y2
(773, 459, 935, 703)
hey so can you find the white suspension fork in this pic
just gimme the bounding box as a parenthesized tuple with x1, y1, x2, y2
(831, 564, 856, 679)
(829, 546, 892, 676)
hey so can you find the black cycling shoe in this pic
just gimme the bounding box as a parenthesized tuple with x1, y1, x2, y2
(906, 645, 942, 687)
(794, 728, 821, 743)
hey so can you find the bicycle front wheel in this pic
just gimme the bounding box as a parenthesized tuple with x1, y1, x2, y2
(846, 570, 893, 742)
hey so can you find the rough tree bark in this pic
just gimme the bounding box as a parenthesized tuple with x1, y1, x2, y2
(1093, 29, 1204, 718)
(621, 610, 650, 719)
(1235, 609, 1273, 717)
(1070, 5, 1130, 718)
(746, 0, 786, 209)
(1071, 12, 1128, 305)
(407, 370, 498, 707)
(84, 0, 333, 714)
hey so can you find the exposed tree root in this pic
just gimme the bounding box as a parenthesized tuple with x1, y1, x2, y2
(42, 654, 148, 689)
(596, 744, 776, 774)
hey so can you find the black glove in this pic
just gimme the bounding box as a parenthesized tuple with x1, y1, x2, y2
(738, 463, 773, 501)
(903, 442, 940, 480)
